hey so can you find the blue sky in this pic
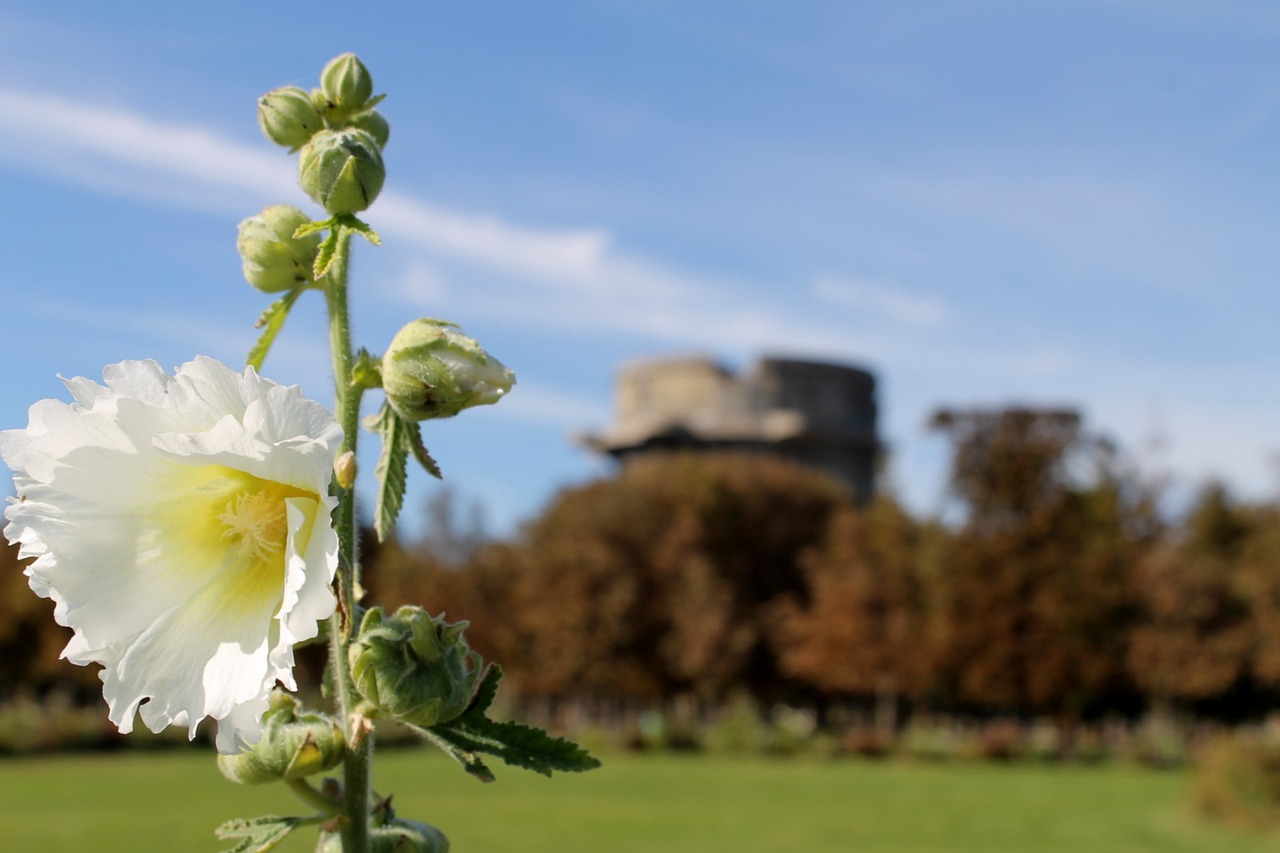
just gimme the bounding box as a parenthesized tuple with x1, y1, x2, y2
(2, 1, 1278, 534)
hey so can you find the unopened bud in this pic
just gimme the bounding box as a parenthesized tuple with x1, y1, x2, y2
(216, 692, 345, 785)
(319, 53, 375, 122)
(298, 128, 385, 216)
(334, 451, 357, 490)
(381, 319, 515, 421)
(349, 606, 483, 727)
(257, 86, 324, 150)
(236, 205, 322, 293)
(347, 108, 390, 149)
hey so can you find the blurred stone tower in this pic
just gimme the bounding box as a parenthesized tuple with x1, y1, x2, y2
(581, 355, 879, 501)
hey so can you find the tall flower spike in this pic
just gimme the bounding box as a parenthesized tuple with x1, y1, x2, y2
(0, 358, 342, 753)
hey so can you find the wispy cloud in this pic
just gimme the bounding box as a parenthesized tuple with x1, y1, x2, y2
(813, 275, 947, 328)
(5, 84, 1276, 509)
(0, 86, 993, 368)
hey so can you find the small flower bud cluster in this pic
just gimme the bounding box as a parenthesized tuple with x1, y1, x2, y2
(382, 319, 516, 421)
(256, 53, 389, 216)
(216, 691, 345, 785)
(349, 606, 483, 727)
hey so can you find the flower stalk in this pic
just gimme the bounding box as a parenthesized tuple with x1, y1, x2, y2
(2, 52, 596, 853)
(322, 233, 374, 852)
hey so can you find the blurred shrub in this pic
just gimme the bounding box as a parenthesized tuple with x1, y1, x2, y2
(1191, 731, 1280, 828)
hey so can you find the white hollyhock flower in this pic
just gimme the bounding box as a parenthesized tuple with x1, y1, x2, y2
(1, 357, 342, 753)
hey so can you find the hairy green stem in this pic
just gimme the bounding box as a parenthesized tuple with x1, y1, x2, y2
(286, 778, 343, 816)
(324, 233, 373, 853)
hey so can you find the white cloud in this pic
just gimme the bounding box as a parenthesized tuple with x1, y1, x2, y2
(813, 274, 947, 328)
(4, 85, 1275, 517)
(0, 86, 613, 282)
(0, 86, 933, 364)
(0, 88, 296, 212)
(375, 193, 612, 285)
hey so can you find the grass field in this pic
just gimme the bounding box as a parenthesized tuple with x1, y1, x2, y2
(1, 748, 1275, 852)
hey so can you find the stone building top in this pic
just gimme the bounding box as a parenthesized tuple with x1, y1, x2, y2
(580, 354, 879, 500)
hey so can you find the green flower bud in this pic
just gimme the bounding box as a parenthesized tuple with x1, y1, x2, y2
(317, 818, 450, 852)
(236, 205, 323, 293)
(319, 53, 375, 121)
(257, 86, 325, 150)
(217, 692, 345, 785)
(298, 128, 385, 216)
(349, 606, 483, 727)
(347, 108, 390, 149)
(381, 319, 516, 421)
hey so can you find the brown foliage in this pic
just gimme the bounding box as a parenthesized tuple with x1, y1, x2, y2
(1241, 506, 1280, 687)
(773, 498, 930, 700)
(375, 452, 850, 704)
(930, 406, 1084, 529)
(927, 407, 1152, 715)
(1128, 484, 1255, 704)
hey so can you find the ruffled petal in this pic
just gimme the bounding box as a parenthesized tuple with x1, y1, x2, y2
(0, 357, 341, 752)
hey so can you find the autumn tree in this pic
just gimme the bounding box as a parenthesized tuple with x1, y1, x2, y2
(420, 452, 851, 705)
(773, 496, 934, 728)
(1128, 483, 1256, 712)
(1240, 503, 1280, 693)
(927, 407, 1151, 716)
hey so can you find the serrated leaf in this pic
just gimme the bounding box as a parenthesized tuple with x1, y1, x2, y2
(340, 214, 382, 246)
(403, 418, 443, 480)
(464, 663, 502, 717)
(431, 715, 601, 778)
(293, 219, 332, 239)
(215, 815, 304, 853)
(415, 725, 496, 783)
(246, 288, 304, 372)
(373, 403, 410, 542)
(421, 665, 601, 780)
(311, 217, 381, 280)
(314, 229, 341, 280)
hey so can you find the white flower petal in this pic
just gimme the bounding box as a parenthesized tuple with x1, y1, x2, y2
(1, 358, 341, 753)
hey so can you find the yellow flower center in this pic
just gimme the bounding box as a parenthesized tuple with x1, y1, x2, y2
(218, 490, 289, 561)
(150, 465, 319, 605)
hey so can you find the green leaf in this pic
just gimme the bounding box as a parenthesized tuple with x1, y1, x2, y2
(422, 664, 601, 780)
(339, 213, 382, 246)
(372, 404, 410, 542)
(215, 815, 304, 853)
(371, 404, 445, 541)
(403, 418, 443, 480)
(351, 347, 383, 390)
(292, 219, 331, 239)
(246, 288, 304, 372)
(416, 725, 496, 783)
(465, 662, 502, 716)
(313, 229, 341, 280)
(308, 216, 381, 280)
(432, 714, 602, 778)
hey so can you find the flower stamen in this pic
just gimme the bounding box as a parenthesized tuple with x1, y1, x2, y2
(219, 490, 288, 561)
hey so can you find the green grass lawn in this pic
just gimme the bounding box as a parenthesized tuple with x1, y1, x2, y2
(0, 748, 1275, 852)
